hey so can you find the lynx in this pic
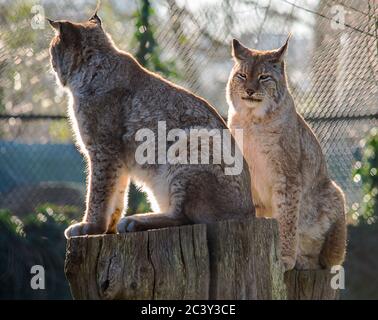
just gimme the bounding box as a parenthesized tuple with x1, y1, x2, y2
(226, 37, 347, 270)
(48, 13, 254, 238)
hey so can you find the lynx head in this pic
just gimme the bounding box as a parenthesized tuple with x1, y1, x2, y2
(227, 35, 291, 114)
(48, 12, 113, 87)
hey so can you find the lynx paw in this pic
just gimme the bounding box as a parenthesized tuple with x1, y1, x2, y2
(117, 216, 148, 233)
(64, 222, 105, 239)
(281, 255, 296, 271)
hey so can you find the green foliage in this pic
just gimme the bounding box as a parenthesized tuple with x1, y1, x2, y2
(48, 121, 73, 143)
(0, 209, 25, 237)
(352, 128, 378, 224)
(0, 205, 73, 299)
(133, 0, 177, 78)
(3, 2, 36, 49)
(127, 183, 151, 215)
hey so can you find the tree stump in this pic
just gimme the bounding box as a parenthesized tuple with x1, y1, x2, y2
(284, 270, 339, 300)
(65, 218, 339, 300)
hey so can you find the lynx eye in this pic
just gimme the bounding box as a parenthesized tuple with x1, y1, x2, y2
(259, 74, 272, 81)
(236, 73, 247, 80)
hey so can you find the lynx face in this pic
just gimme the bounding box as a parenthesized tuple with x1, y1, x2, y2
(227, 38, 290, 112)
(48, 14, 110, 86)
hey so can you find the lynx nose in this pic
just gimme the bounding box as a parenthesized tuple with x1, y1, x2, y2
(246, 89, 255, 97)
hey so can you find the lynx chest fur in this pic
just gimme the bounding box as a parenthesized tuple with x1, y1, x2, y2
(242, 124, 280, 217)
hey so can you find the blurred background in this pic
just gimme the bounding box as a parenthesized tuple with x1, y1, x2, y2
(0, 0, 377, 299)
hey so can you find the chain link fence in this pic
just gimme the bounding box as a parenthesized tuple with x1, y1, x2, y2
(0, 0, 377, 220)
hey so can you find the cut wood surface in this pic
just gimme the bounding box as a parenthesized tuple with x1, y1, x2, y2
(65, 218, 339, 300)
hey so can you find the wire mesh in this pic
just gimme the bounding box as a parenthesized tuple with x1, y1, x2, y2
(0, 0, 377, 218)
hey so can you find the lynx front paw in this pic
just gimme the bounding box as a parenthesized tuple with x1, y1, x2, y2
(117, 216, 148, 233)
(64, 222, 105, 239)
(281, 255, 296, 271)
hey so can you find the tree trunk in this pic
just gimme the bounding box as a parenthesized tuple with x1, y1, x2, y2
(65, 218, 339, 300)
(284, 270, 339, 300)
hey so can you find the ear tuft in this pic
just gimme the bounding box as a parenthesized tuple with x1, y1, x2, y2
(89, 13, 101, 25)
(89, 1, 102, 25)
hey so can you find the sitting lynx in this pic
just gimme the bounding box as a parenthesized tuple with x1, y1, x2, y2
(226, 37, 347, 270)
(48, 12, 254, 238)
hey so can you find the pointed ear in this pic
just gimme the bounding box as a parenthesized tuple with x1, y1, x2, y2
(89, 1, 102, 25)
(89, 12, 101, 25)
(49, 21, 81, 48)
(273, 33, 291, 61)
(47, 18, 61, 31)
(232, 39, 251, 61)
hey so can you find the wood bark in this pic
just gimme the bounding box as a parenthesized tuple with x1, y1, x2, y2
(65, 218, 338, 300)
(284, 270, 339, 300)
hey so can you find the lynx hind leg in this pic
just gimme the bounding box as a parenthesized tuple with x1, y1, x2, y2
(117, 177, 191, 233)
(319, 182, 347, 269)
(116, 168, 237, 233)
(117, 212, 190, 233)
